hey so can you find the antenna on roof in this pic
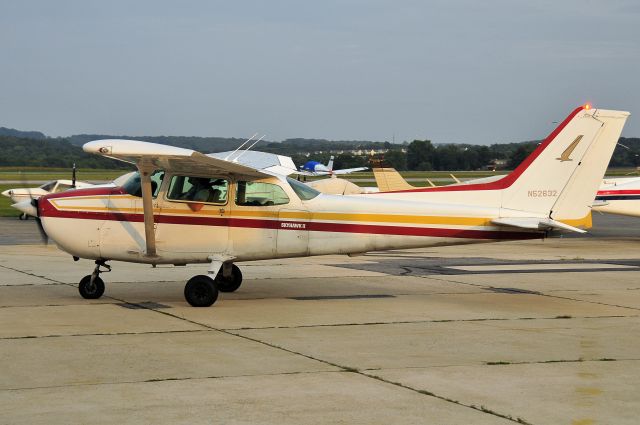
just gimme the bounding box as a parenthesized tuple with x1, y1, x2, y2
(225, 133, 258, 160)
(232, 134, 266, 162)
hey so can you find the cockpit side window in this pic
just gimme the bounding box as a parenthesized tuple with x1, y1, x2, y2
(122, 171, 165, 198)
(166, 175, 229, 204)
(235, 181, 289, 206)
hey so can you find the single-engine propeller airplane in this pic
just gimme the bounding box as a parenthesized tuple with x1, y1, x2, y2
(299, 155, 368, 176)
(30, 105, 628, 307)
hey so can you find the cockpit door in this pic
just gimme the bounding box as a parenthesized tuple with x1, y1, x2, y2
(154, 174, 230, 255)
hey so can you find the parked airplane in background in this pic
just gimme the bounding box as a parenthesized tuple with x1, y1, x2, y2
(299, 155, 368, 176)
(2, 179, 93, 219)
(593, 176, 640, 217)
(20, 105, 628, 308)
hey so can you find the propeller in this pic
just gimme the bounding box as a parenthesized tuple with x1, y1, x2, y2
(30, 198, 48, 245)
(12, 169, 49, 244)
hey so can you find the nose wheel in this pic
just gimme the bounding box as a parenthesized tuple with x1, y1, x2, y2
(79, 260, 110, 299)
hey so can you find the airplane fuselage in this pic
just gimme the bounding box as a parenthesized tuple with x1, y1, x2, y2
(39, 175, 542, 266)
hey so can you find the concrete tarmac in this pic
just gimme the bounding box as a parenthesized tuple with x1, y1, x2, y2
(1, 216, 639, 424)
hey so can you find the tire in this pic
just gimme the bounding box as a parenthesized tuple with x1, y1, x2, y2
(184, 275, 219, 307)
(216, 264, 243, 293)
(79, 275, 105, 299)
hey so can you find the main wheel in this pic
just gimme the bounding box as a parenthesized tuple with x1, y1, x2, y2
(184, 275, 219, 307)
(79, 275, 105, 299)
(216, 264, 243, 293)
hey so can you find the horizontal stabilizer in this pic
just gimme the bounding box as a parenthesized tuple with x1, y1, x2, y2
(492, 217, 587, 234)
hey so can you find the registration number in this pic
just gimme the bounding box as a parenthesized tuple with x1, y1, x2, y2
(527, 190, 558, 198)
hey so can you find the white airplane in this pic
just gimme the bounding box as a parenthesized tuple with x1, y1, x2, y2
(593, 176, 640, 217)
(22, 105, 628, 307)
(2, 179, 93, 219)
(298, 155, 368, 176)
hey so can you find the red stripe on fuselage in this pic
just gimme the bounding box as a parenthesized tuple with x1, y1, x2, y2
(372, 106, 585, 194)
(40, 208, 540, 240)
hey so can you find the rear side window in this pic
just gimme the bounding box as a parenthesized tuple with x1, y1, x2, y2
(166, 176, 228, 204)
(235, 181, 289, 206)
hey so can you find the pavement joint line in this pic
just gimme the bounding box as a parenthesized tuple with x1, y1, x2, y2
(359, 370, 533, 425)
(220, 314, 637, 331)
(0, 328, 212, 341)
(481, 357, 638, 366)
(0, 263, 65, 284)
(101, 296, 530, 423)
(0, 369, 345, 392)
(108, 296, 543, 424)
(423, 274, 640, 312)
(360, 357, 640, 371)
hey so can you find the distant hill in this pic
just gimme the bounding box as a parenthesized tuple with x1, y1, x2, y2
(1, 124, 639, 171)
(0, 136, 132, 169)
(0, 127, 47, 140)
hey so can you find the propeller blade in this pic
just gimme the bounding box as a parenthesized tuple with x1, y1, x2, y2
(30, 199, 48, 245)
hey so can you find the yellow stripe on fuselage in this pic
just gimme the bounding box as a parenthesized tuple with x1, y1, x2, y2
(50, 196, 493, 227)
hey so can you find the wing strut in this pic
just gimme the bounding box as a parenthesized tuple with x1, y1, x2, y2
(139, 167, 157, 257)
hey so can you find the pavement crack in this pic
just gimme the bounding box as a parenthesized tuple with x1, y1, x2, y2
(0, 329, 210, 341)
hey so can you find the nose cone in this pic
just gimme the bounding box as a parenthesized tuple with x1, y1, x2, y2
(1, 189, 12, 198)
(12, 199, 37, 217)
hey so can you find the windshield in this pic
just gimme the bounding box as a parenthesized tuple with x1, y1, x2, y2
(40, 181, 56, 192)
(122, 171, 165, 198)
(287, 177, 320, 201)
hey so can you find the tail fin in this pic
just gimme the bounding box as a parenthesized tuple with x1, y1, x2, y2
(499, 106, 629, 225)
(549, 109, 630, 224)
(327, 156, 335, 172)
(373, 168, 415, 191)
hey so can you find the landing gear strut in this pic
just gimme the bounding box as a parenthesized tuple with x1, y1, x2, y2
(183, 263, 243, 307)
(79, 260, 110, 299)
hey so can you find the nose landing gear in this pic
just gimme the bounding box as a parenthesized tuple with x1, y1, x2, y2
(79, 260, 110, 299)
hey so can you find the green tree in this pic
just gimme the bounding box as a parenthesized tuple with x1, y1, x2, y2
(407, 139, 435, 170)
(507, 143, 537, 169)
(384, 149, 407, 170)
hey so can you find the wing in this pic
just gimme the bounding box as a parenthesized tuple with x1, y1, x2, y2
(83, 139, 269, 178)
(332, 167, 368, 175)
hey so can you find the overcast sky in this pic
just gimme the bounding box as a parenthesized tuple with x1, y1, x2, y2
(1, 0, 639, 144)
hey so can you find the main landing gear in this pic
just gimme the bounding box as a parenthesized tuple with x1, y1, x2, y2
(183, 263, 243, 307)
(75, 260, 242, 307)
(78, 260, 110, 299)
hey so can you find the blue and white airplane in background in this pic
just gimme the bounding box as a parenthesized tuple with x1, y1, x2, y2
(299, 155, 368, 176)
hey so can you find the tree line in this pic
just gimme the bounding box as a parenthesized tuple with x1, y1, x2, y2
(1, 133, 639, 171)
